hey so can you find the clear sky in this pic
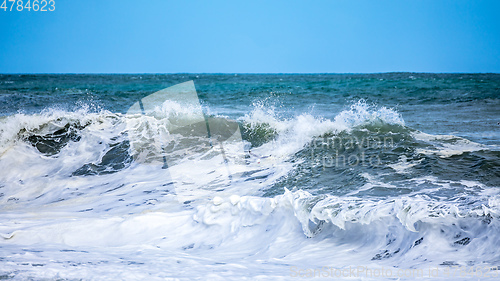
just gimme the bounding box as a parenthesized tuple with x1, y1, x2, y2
(1, 0, 499, 73)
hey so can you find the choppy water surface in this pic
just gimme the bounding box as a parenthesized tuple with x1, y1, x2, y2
(0, 73, 499, 280)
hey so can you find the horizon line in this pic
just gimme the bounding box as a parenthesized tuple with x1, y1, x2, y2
(1, 71, 499, 75)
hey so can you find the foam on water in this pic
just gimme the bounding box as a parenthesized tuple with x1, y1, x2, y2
(1, 99, 499, 280)
(1, 188, 500, 279)
(240, 100, 406, 164)
(413, 132, 497, 158)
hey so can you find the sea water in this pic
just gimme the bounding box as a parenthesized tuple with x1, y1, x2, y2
(0, 73, 499, 280)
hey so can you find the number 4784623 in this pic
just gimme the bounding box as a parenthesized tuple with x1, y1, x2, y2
(1, 0, 55, 12)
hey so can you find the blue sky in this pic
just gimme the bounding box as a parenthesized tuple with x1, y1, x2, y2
(1, 0, 499, 73)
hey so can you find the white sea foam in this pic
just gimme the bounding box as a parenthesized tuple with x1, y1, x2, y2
(1, 187, 499, 280)
(388, 155, 423, 174)
(413, 131, 496, 158)
(0, 103, 499, 280)
(240, 100, 406, 168)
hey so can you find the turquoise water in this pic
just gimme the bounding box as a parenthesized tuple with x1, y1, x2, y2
(0, 73, 499, 280)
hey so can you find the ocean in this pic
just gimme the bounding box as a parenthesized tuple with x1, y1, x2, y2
(0, 73, 499, 280)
